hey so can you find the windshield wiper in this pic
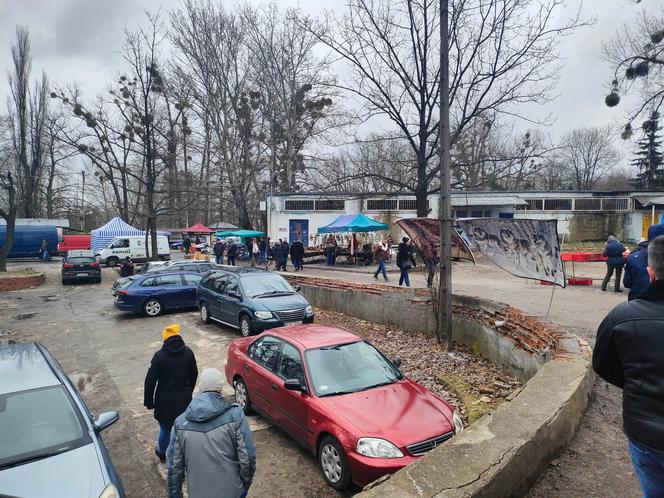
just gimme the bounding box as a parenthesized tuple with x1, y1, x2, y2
(0, 448, 70, 469)
(254, 290, 293, 298)
(319, 389, 357, 397)
(357, 380, 397, 392)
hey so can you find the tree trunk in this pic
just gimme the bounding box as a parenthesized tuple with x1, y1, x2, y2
(0, 174, 18, 272)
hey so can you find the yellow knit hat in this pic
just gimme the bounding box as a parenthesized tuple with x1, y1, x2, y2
(162, 323, 181, 342)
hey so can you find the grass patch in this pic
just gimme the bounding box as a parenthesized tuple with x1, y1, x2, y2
(0, 268, 40, 279)
(436, 371, 497, 424)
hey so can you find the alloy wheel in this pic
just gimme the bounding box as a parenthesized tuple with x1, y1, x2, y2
(234, 380, 247, 409)
(240, 317, 251, 337)
(321, 444, 342, 484)
(144, 300, 162, 316)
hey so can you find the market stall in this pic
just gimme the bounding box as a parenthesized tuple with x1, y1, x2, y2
(317, 213, 388, 264)
(91, 217, 170, 253)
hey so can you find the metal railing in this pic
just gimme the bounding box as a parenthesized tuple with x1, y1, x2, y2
(515, 196, 631, 212)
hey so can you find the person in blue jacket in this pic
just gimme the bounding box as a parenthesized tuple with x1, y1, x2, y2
(624, 238, 650, 301)
(602, 235, 626, 292)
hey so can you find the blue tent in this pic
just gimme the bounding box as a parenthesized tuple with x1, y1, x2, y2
(91, 217, 170, 252)
(214, 230, 265, 238)
(317, 213, 388, 234)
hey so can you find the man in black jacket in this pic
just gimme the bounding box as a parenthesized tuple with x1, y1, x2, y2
(290, 239, 305, 271)
(144, 323, 198, 462)
(593, 235, 664, 495)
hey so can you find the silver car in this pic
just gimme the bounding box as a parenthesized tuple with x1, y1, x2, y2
(0, 343, 125, 497)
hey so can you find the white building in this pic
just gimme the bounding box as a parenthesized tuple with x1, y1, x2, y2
(266, 191, 664, 245)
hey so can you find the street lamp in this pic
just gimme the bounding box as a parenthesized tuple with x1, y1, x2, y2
(438, 0, 453, 349)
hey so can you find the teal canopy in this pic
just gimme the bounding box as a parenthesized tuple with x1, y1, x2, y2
(317, 213, 388, 234)
(214, 229, 265, 237)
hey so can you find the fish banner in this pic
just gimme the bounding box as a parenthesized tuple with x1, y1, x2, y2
(395, 218, 475, 264)
(458, 219, 565, 287)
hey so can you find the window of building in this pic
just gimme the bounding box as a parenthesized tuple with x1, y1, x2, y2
(516, 198, 543, 211)
(471, 210, 484, 218)
(455, 210, 468, 218)
(574, 198, 602, 211)
(315, 199, 345, 211)
(366, 199, 398, 210)
(543, 198, 572, 211)
(601, 198, 630, 211)
(284, 200, 314, 211)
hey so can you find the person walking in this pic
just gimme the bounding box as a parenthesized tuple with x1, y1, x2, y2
(120, 256, 135, 277)
(167, 368, 256, 498)
(290, 239, 305, 271)
(250, 238, 259, 267)
(373, 241, 389, 281)
(426, 256, 439, 289)
(259, 238, 268, 265)
(39, 239, 49, 262)
(601, 235, 626, 293)
(396, 237, 416, 287)
(276, 239, 289, 271)
(593, 235, 664, 497)
(182, 236, 191, 256)
(265, 240, 275, 270)
(213, 240, 224, 265)
(227, 240, 237, 266)
(144, 324, 198, 463)
(325, 235, 337, 266)
(624, 238, 650, 301)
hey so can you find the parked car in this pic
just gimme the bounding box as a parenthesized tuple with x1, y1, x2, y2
(62, 252, 101, 285)
(224, 325, 462, 490)
(110, 275, 138, 297)
(0, 342, 125, 497)
(149, 260, 216, 274)
(114, 271, 203, 317)
(96, 235, 170, 267)
(170, 240, 184, 250)
(58, 235, 91, 253)
(197, 268, 314, 336)
(139, 261, 171, 274)
(0, 225, 59, 259)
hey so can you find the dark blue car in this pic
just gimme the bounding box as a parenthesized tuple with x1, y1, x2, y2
(114, 271, 203, 317)
(0, 343, 124, 497)
(197, 267, 314, 336)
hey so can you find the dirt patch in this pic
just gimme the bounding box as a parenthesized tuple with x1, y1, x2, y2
(314, 308, 522, 425)
(68, 373, 94, 396)
(0, 268, 41, 279)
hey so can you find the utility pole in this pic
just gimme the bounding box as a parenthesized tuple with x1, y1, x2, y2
(80, 170, 86, 231)
(438, 0, 453, 349)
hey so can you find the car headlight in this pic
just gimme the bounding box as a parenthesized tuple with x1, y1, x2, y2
(356, 437, 404, 458)
(305, 305, 313, 314)
(254, 311, 272, 320)
(99, 484, 120, 498)
(453, 410, 464, 434)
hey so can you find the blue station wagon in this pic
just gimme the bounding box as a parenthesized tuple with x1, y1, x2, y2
(0, 343, 124, 498)
(197, 268, 314, 336)
(114, 271, 203, 317)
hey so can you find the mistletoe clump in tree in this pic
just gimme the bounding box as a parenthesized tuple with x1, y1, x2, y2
(632, 111, 664, 189)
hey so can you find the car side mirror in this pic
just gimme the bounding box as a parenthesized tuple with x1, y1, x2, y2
(94, 411, 119, 433)
(392, 357, 402, 368)
(284, 379, 307, 393)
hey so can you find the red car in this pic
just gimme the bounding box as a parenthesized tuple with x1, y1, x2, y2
(224, 325, 463, 490)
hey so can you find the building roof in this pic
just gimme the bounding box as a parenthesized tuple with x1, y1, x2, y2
(452, 195, 527, 207)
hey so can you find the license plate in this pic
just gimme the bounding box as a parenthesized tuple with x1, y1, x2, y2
(284, 321, 302, 327)
(76, 272, 88, 276)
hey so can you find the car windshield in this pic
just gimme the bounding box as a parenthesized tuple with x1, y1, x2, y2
(66, 257, 95, 265)
(241, 274, 295, 298)
(305, 341, 403, 397)
(0, 386, 90, 468)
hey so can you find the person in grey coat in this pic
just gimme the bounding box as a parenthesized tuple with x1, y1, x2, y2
(167, 368, 256, 498)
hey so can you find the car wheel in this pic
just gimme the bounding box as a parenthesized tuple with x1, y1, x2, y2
(143, 299, 163, 317)
(95, 277, 102, 284)
(200, 303, 211, 323)
(61, 278, 67, 285)
(239, 315, 253, 337)
(107, 257, 119, 267)
(234, 377, 252, 414)
(159, 255, 166, 261)
(319, 436, 351, 490)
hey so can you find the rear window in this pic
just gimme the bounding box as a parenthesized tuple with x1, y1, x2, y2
(67, 257, 96, 265)
(0, 386, 90, 467)
(118, 278, 136, 290)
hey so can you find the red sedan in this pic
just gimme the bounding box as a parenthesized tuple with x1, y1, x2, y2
(224, 325, 463, 490)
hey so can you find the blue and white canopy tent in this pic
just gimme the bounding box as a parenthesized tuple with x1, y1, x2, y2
(91, 217, 169, 252)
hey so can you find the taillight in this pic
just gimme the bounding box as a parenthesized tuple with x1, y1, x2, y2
(90, 262, 99, 267)
(63, 263, 74, 269)
(117, 290, 129, 296)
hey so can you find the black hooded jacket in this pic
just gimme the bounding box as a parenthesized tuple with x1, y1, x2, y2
(144, 335, 198, 427)
(593, 279, 664, 451)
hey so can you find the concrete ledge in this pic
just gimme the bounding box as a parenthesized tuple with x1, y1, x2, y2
(0, 271, 45, 291)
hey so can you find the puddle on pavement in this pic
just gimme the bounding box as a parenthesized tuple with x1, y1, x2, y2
(13, 312, 38, 320)
(69, 373, 93, 395)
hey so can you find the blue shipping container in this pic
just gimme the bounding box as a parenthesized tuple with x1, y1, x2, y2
(0, 225, 59, 259)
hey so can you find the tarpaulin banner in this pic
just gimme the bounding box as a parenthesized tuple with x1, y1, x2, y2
(394, 218, 475, 264)
(458, 218, 565, 287)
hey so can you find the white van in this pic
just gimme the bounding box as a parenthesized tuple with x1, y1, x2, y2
(96, 236, 170, 266)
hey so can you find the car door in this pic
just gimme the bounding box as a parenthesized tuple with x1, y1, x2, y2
(246, 336, 284, 415)
(220, 276, 242, 326)
(207, 274, 229, 320)
(154, 274, 187, 309)
(273, 341, 311, 445)
(181, 273, 202, 307)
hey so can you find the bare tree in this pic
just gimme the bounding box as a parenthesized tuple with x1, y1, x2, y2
(0, 171, 17, 272)
(560, 126, 621, 190)
(299, 0, 585, 216)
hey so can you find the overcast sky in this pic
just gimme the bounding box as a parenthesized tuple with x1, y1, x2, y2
(0, 0, 653, 166)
